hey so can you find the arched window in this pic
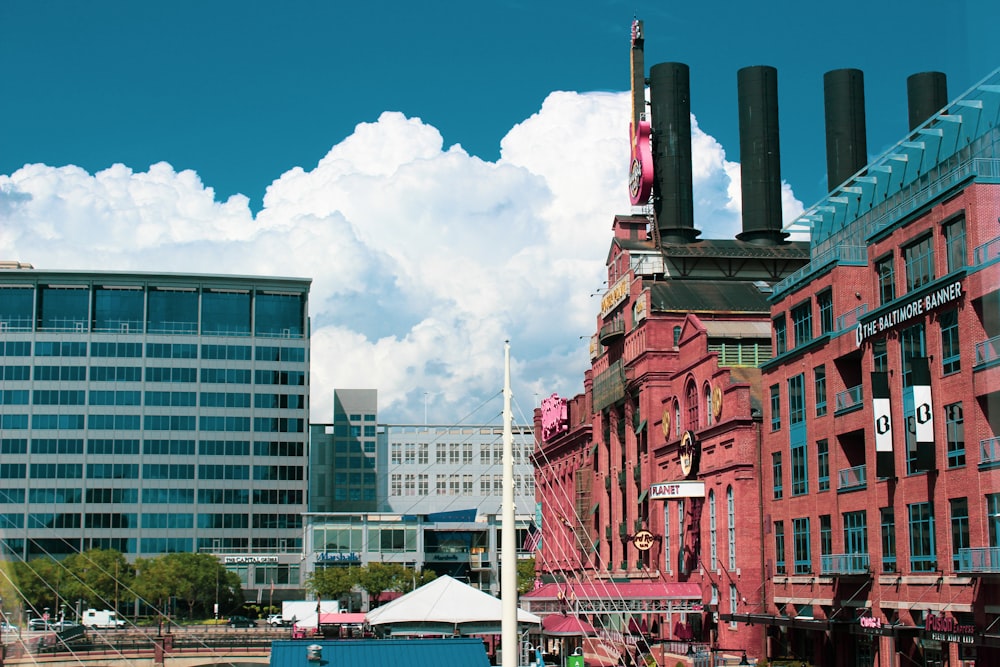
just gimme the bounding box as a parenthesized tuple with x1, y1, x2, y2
(673, 325, 682, 347)
(674, 400, 681, 437)
(685, 380, 699, 431)
(705, 384, 714, 426)
(709, 490, 717, 569)
(727, 486, 736, 570)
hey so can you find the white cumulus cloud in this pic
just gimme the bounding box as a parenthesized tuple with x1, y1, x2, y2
(0, 91, 804, 423)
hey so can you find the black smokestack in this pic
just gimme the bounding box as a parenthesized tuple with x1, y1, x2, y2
(737, 65, 787, 246)
(650, 62, 698, 243)
(824, 68, 868, 192)
(907, 71, 948, 130)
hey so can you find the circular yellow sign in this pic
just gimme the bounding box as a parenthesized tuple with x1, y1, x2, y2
(662, 409, 671, 438)
(632, 529, 655, 551)
(712, 385, 723, 421)
(679, 430, 698, 478)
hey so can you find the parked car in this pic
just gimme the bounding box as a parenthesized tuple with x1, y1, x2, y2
(28, 618, 51, 631)
(0, 621, 18, 632)
(228, 615, 256, 628)
(53, 620, 79, 631)
(266, 614, 286, 627)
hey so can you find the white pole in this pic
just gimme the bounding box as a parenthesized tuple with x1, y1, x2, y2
(501, 341, 518, 667)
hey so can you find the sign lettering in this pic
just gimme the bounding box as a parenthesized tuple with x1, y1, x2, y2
(856, 281, 963, 346)
(649, 481, 706, 499)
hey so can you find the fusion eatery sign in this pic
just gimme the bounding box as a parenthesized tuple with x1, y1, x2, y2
(856, 280, 963, 346)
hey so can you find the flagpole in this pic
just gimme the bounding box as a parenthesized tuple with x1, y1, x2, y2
(501, 341, 517, 667)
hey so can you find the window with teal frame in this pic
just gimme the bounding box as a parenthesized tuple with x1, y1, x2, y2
(908, 502, 936, 572)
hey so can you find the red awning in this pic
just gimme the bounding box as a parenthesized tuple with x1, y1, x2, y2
(319, 612, 367, 625)
(542, 614, 598, 636)
(522, 581, 702, 601)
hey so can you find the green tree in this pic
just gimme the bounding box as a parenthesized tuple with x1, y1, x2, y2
(11, 557, 62, 617)
(61, 549, 135, 613)
(405, 568, 437, 593)
(356, 562, 419, 608)
(305, 566, 358, 608)
(517, 557, 536, 594)
(133, 553, 243, 621)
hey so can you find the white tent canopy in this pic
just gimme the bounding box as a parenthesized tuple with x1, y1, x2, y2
(365, 575, 541, 636)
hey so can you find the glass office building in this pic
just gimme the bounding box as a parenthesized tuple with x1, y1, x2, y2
(0, 267, 310, 600)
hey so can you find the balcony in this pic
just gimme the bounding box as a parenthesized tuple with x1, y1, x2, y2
(980, 437, 1000, 470)
(821, 553, 869, 575)
(835, 384, 864, 415)
(975, 335, 1000, 368)
(957, 547, 1000, 574)
(837, 464, 866, 492)
(599, 319, 625, 346)
(973, 237, 1000, 265)
(835, 304, 868, 334)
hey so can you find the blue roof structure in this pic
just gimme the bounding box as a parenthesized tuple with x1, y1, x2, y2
(270, 637, 492, 667)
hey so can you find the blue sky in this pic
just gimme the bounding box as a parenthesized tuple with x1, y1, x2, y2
(1, 1, 997, 423)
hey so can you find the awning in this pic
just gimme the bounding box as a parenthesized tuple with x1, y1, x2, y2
(589, 443, 599, 457)
(702, 320, 771, 338)
(589, 502, 600, 516)
(542, 614, 599, 636)
(319, 612, 367, 625)
(637, 489, 648, 503)
(634, 419, 647, 434)
(524, 580, 701, 601)
(722, 612, 833, 632)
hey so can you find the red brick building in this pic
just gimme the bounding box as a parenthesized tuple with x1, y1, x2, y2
(525, 27, 810, 664)
(752, 70, 1000, 666)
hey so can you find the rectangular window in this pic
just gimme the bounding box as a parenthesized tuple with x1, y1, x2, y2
(774, 315, 787, 355)
(944, 215, 966, 272)
(908, 502, 936, 572)
(774, 521, 786, 574)
(945, 402, 965, 468)
(770, 384, 781, 431)
(814, 365, 827, 417)
(880, 507, 896, 573)
(791, 442, 808, 496)
(950, 498, 969, 572)
(819, 515, 832, 557)
(788, 374, 805, 425)
(792, 517, 811, 574)
(818, 289, 834, 335)
(940, 309, 960, 374)
(816, 439, 830, 492)
(791, 302, 813, 348)
(843, 510, 868, 560)
(873, 339, 888, 373)
(900, 323, 926, 388)
(904, 235, 935, 292)
(989, 494, 1000, 548)
(876, 255, 895, 305)
(772, 452, 783, 500)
